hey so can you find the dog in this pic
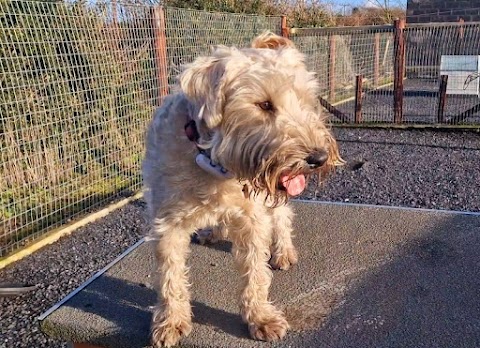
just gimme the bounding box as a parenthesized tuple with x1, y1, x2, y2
(142, 32, 342, 347)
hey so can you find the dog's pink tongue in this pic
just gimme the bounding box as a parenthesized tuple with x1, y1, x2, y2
(280, 174, 306, 196)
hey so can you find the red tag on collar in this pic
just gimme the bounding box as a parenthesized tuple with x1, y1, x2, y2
(184, 120, 200, 142)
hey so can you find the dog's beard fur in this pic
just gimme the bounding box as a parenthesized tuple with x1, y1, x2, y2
(212, 128, 341, 207)
(200, 77, 342, 206)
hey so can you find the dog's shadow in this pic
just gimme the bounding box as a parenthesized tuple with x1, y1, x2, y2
(66, 274, 248, 345)
(191, 235, 233, 253)
(192, 300, 249, 338)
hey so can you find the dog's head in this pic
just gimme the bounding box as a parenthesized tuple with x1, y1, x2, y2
(179, 32, 343, 205)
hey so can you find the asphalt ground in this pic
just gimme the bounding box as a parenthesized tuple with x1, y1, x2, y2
(39, 201, 480, 348)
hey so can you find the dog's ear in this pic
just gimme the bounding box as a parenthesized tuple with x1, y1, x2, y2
(251, 31, 295, 49)
(179, 55, 226, 129)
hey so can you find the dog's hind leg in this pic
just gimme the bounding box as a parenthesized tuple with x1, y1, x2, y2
(150, 219, 193, 348)
(228, 208, 289, 341)
(269, 204, 298, 270)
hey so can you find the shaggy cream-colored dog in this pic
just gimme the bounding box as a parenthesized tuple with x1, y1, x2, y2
(142, 32, 342, 347)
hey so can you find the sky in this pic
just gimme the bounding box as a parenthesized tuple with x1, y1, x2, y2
(329, 0, 407, 14)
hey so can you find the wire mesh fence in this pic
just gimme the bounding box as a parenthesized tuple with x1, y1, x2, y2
(3, 0, 480, 258)
(405, 22, 480, 125)
(292, 20, 480, 126)
(0, 0, 281, 257)
(291, 25, 395, 124)
(164, 7, 282, 88)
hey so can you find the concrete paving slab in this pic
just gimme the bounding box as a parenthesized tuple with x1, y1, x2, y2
(39, 200, 480, 348)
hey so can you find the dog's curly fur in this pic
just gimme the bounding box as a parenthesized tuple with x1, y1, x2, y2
(142, 32, 342, 347)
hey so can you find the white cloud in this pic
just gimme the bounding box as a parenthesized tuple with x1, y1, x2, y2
(364, 0, 381, 8)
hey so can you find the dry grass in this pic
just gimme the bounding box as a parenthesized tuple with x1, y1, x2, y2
(0, 0, 156, 256)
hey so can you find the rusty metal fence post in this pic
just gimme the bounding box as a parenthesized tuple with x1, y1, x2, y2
(355, 75, 363, 123)
(437, 75, 448, 123)
(328, 35, 336, 102)
(393, 18, 405, 124)
(151, 6, 169, 105)
(281, 15, 289, 38)
(112, 0, 118, 27)
(374, 32, 380, 88)
(458, 17, 465, 40)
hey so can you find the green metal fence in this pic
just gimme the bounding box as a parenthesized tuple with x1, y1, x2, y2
(0, 0, 281, 257)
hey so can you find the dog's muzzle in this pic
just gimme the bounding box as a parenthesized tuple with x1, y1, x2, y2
(278, 149, 329, 197)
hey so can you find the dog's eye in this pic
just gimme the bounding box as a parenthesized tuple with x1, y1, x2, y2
(258, 101, 274, 112)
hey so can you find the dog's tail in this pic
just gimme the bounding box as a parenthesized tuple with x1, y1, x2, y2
(251, 31, 295, 50)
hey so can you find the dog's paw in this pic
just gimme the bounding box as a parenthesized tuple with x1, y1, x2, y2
(151, 319, 192, 347)
(248, 314, 289, 341)
(195, 228, 217, 245)
(270, 246, 298, 270)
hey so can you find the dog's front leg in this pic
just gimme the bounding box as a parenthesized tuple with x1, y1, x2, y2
(269, 204, 298, 270)
(229, 210, 289, 341)
(151, 222, 193, 348)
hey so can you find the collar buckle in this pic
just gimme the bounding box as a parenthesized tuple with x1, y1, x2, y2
(185, 119, 234, 180)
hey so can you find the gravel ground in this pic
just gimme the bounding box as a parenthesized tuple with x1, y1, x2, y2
(0, 201, 146, 348)
(1, 127, 480, 348)
(307, 127, 480, 212)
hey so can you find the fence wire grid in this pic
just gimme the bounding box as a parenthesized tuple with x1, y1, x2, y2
(292, 21, 480, 125)
(2, 0, 480, 258)
(404, 22, 480, 124)
(0, 0, 281, 257)
(291, 25, 395, 123)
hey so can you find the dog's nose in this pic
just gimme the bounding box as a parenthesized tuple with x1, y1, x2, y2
(306, 149, 328, 168)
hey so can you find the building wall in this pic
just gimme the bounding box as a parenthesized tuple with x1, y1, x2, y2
(407, 0, 480, 23)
